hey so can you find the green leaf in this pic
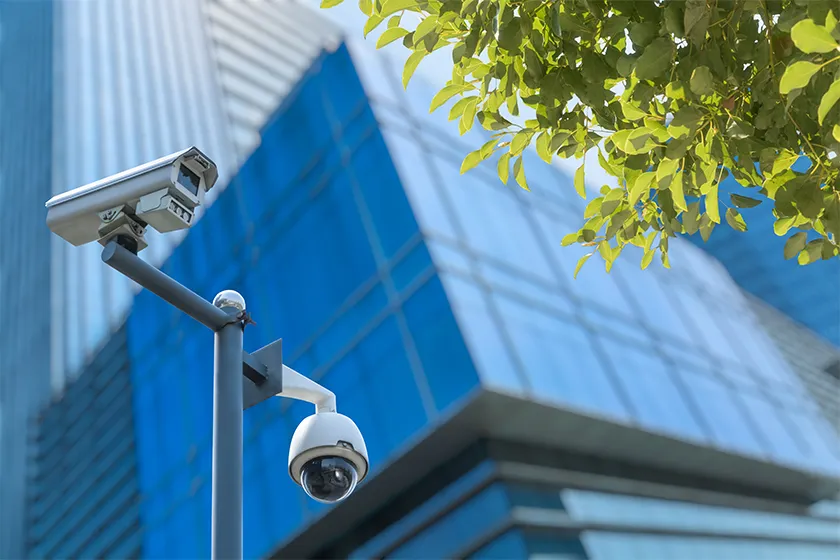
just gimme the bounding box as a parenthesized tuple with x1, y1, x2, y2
(725, 208, 748, 232)
(730, 193, 761, 208)
(497, 152, 511, 185)
(413, 14, 438, 43)
(536, 132, 552, 164)
(459, 97, 479, 133)
(827, 10, 838, 32)
(379, 0, 418, 18)
(668, 107, 703, 140)
(664, 2, 684, 36)
(377, 26, 409, 48)
(771, 150, 799, 176)
(705, 182, 720, 223)
(645, 118, 670, 142)
(620, 99, 647, 121)
(598, 240, 613, 263)
(684, 0, 710, 46)
(818, 78, 840, 124)
(615, 129, 657, 155)
(510, 130, 532, 156)
(601, 188, 625, 216)
(699, 213, 715, 242)
(726, 118, 754, 139)
(448, 96, 475, 121)
(597, 149, 618, 177)
(617, 55, 637, 77)
(402, 50, 425, 89)
(359, 0, 373, 15)
(791, 19, 839, 53)
(573, 252, 594, 279)
(798, 239, 825, 265)
(683, 201, 701, 234)
(635, 38, 674, 80)
(514, 155, 528, 190)
(629, 172, 655, 205)
(666, 81, 687, 100)
(656, 158, 679, 183)
(774, 216, 796, 236)
(670, 171, 688, 212)
(387, 14, 400, 27)
(479, 138, 498, 159)
(561, 232, 579, 246)
(641, 249, 655, 270)
(690, 66, 714, 96)
(574, 163, 586, 199)
(629, 22, 658, 47)
(779, 61, 821, 94)
(661, 250, 671, 269)
(430, 84, 468, 112)
(644, 231, 658, 252)
(833, 124, 840, 142)
(584, 197, 603, 218)
(784, 231, 808, 259)
(320, 0, 345, 7)
(460, 149, 483, 173)
(364, 14, 385, 36)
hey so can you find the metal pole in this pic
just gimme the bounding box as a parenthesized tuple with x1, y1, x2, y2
(211, 306, 244, 560)
(101, 241, 231, 331)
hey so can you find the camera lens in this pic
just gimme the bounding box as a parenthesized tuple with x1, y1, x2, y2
(178, 164, 201, 196)
(300, 456, 358, 504)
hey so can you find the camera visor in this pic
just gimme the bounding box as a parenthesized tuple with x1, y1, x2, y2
(178, 164, 201, 196)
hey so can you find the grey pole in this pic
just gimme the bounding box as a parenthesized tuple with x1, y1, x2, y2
(101, 241, 231, 330)
(211, 298, 245, 560)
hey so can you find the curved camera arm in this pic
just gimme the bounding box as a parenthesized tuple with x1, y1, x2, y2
(278, 365, 337, 414)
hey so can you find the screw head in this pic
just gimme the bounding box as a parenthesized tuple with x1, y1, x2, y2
(213, 290, 246, 312)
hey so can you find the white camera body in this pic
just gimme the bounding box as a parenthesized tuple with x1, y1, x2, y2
(45, 147, 217, 252)
(289, 412, 369, 503)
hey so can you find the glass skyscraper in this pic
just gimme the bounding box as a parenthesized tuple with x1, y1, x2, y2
(0, 2, 54, 557)
(2, 2, 337, 554)
(28, 37, 840, 558)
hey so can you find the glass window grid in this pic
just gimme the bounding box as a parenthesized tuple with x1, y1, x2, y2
(31, 417, 134, 528)
(33, 447, 136, 541)
(387, 482, 513, 559)
(583, 531, 840, 560)
(127, 49, 486, 556)
(384, 106, 836, 468)
(46, 469, 138, 558)
(350, 461, 497, 558)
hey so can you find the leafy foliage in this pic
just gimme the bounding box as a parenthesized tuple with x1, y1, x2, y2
(323, 0, 840, 271)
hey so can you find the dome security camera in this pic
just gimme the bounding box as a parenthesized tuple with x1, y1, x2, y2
(289, 412, 368, 504)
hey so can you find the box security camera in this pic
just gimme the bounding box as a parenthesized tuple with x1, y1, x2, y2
(46, 147, 218, 252)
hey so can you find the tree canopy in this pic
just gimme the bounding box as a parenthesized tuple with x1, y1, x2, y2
(323, 0, 840, 274)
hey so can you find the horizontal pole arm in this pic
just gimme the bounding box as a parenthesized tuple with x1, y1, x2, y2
(101, 241, 232, 331)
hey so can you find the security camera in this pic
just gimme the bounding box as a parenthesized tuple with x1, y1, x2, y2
(45, 147, 218, 253)
(288, 412, 369, 504)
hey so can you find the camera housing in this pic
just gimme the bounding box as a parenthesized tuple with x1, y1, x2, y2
(289, 412, 368, 504)
(45, 147, 217, 252)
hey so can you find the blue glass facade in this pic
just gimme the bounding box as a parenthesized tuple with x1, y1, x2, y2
(115, 40, 840, 559)
(26, 328, 141, 559)
(0, 1, 54, 557)
(127, 44, 476, 559)
(687, 178, 840, 346)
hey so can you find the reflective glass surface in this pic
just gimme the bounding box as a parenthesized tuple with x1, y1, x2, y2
(127, 44, 475, 559)
(687, 178, 840, 346)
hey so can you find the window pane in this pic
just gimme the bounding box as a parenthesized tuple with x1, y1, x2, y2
(600, 339, 707, 442)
